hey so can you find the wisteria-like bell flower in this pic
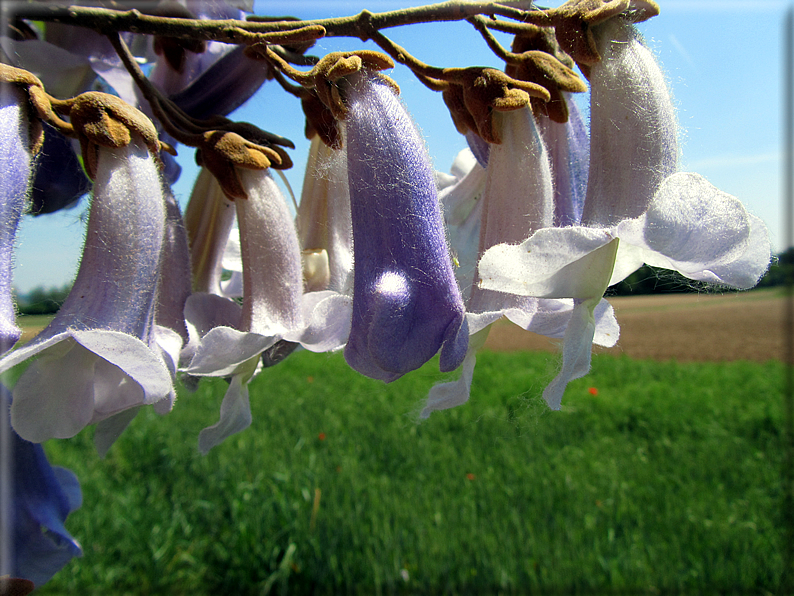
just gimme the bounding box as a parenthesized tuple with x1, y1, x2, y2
(0, 103, 176, 444)
(0, 84, 33, 355)
(478, 18, 770, 409)
(186, 167, 351, 453)
(343, 72, 469, 382)
(1, 385, 82, 588)
(422, 107, 617, 417)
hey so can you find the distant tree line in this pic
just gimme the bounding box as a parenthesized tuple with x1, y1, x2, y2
(11, 248, 794, 313)
(14, 284, 71, 315)
(754, 246, 794, 289)
(606, 247, 793, 296)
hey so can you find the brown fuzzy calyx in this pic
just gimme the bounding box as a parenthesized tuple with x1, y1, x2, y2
(549, 0, 659, 66)
(507, 26, 587, 123)
(69, 92, 160, 179)
(196, 130, 287, 200)
(310, 51, 396, 120)
(442, 67, 549, 144)
(302, 90, 340, 149)
(0, 63, 46, 154)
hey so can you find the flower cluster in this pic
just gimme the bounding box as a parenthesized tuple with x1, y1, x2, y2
(0, 0, 771, 588)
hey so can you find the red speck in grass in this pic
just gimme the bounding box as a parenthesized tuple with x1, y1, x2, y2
(318, 433, 326, 441)
(307, 376, 314, 383)
(466, 473, 476, 481)
(588, 387, 598, 396)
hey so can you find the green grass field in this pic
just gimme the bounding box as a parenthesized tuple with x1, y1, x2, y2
(21, 349, 786, 595)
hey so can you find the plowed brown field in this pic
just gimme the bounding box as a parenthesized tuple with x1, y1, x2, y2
(16, 289, 790, 363)
(484, 288, 790, 362)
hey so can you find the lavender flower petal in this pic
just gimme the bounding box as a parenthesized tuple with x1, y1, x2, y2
(29, 124, 90, 215)
(0, 86, 31, 354)
(581, 19, 677, 226)
(344, 73, 468, 381)
(2, 385, 82, 587)
(170, 45, 270, 119)
(538, 94, 589, 227)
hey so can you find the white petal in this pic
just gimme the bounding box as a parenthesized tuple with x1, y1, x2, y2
(187, 326, 276, 376)
(640, 172, 750, 265)
(198, 372, 253, 454)
(154, 325, 185, 378)
(10, 338, 97, 441)
(609, 239, 649, 286)
(435, 170, 457, 191)
(707, 215, 771, 289)
(542, 299, 599, 410)
(89, 356, 147, 419)
(512, 298, 572, 338)
(449, 147, 478, 180)
(0, 332, 69, 375)
(420, 328, 489, 419)
(592, 299, 619, 348)
(152, 325, 183, 415)
(465, 310, 507, 336)
(478, 227, 619, 300)
(287, 291, 352, 352)
(503, 297, 618, 348)
(72, 329, 173, 403)
(184, 292, 242, 337)
(182, 292, 242, 366)
(615, 173, 771, 289)
(93, 406, 141, 457)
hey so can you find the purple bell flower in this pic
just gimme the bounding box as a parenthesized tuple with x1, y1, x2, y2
(186, 168, 352, 453)
(343, 72, 468, 382)
(1, 385, 82, 588)
(29, 124, 90, 215)
(170, 45, 270, 121)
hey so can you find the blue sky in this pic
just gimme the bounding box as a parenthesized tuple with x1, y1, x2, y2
(10, 0, 792, 293)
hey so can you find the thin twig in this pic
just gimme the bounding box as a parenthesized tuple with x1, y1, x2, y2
(271, 68, 309, 99)
(106, 31, 204, 145)
(479, 17, 551, 35)
(368, 30, 447, 84)
(467, 15, 513, 61)
(10, 1, 550, 44)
